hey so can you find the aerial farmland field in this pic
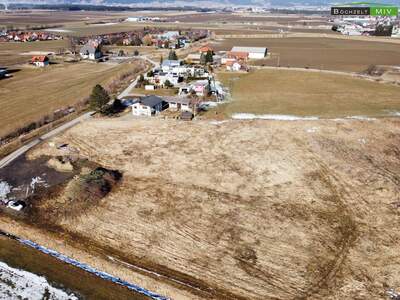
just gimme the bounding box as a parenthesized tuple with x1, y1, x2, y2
(212, 37, 400, 72)
(0, 40, 68, 67)
(209, 69, 400, 118)
(0, 61, 145, 138)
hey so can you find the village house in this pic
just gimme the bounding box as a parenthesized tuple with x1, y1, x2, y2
(131, 95, 165, 117)
(161, 60, 182, 72)
(80, 42, 103, 60)
(226, 51, 249, 62)
(31, 56, 49, 67)
(199, 45, 214, 54)
(226, 60, 242, 72)
(191, 80, 211, 97)
(230, 47, 268, 59)
(164, 96, 198, 112)
(157, 31, 180, 40)
(186, 53, 201, 65)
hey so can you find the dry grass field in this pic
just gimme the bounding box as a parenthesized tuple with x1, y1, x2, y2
(0, 10, 131, 27)
(0, 40, 68, 67)
(25, 117, 400, 300)
(0, 61, 145, 137)
(211, 69, 400, 118)
(212, 37, 400, 72)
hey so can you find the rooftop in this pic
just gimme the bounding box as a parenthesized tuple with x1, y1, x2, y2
(231, 47, 267, 54)
(140, 95, 164, 107)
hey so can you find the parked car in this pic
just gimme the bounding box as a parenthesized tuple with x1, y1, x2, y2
(7, 200, 26, 211)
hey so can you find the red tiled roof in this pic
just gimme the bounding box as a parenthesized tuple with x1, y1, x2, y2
(199, 45, 213, 53)
(227, 51, 249, 59)
(31, 56, 48, 63)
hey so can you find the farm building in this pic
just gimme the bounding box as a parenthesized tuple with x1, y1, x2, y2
(31, 56, 49, 67)
(131, 95, 165, 117)
(80, 43, 103, 60)
(230, 47, 268, 59)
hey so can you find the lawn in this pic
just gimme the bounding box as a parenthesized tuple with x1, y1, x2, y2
(0, 61, 143, 138)
(210, 69, 400, 118)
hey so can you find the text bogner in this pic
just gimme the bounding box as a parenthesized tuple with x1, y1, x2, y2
(331, 7, 370, 15)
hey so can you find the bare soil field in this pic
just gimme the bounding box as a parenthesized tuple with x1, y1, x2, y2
(0, 10, 130, 27)
(212, 37, 400, 72)
(211, 69, 400, 118)
(167, 13, 328, 24)
(0, 40, 68, 67)
(0, 60, 146, 137)
(21, 117, 400, 300)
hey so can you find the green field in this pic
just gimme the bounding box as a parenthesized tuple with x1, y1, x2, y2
(210, 69, 400, 118)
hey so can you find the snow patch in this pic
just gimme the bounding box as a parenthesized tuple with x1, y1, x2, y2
(0, 181, 11, 203)
(306, 127, 318, 133)
(91, 22, 118, 26)
(0, 261, 78, 300)
(45, 28, 72, 33)
(345, 116, 376, 121)
(232, 113, 319, 121)
(18, 239, 169, 300)
(209, 120, 229, 125)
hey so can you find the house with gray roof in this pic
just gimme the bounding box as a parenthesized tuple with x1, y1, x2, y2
(131, 95, 165, 117)
(80, 43, 103, 60)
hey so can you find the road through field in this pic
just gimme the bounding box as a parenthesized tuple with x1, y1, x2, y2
(118, 56, 157, 99)
(0, 112, 93, 169)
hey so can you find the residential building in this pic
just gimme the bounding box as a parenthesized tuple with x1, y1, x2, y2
(31, 56, 49, 67)
(227, 51, 249, 61)
(131, 96, 165, 116)
(80, 43, 103, 60)
(164, 96, 198, 112)
(230, 47, 268, 59)
(186, 53, 201, 64)
(191, 80, 210, 97)
(161, 60, 182, 71)
(199, 45, 214, 54)
(226, 61, 242, 71)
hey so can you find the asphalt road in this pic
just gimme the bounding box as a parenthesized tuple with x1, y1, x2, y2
(0, 112, 94, 169)
(118, 56, 157, 99)
(0, 56, 157, 170)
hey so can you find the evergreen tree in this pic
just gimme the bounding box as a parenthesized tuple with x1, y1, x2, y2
(89, 84, 110, 111)
(168, 50, 178, 60)
(205, 50, 214, 64)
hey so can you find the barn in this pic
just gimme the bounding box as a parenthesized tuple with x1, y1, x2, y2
(230, 47, 268, 59)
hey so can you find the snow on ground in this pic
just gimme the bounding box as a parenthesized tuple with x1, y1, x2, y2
(45, 28, 72, 33)
(0, 261, 78, 300)
(91, 22, 119, 26)
(0, 181, 11, 203)
(231, 113, 319, 121)
(345, 116, 377, 121)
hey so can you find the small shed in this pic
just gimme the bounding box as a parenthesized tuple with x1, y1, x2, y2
(180, 111, 194, 121)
